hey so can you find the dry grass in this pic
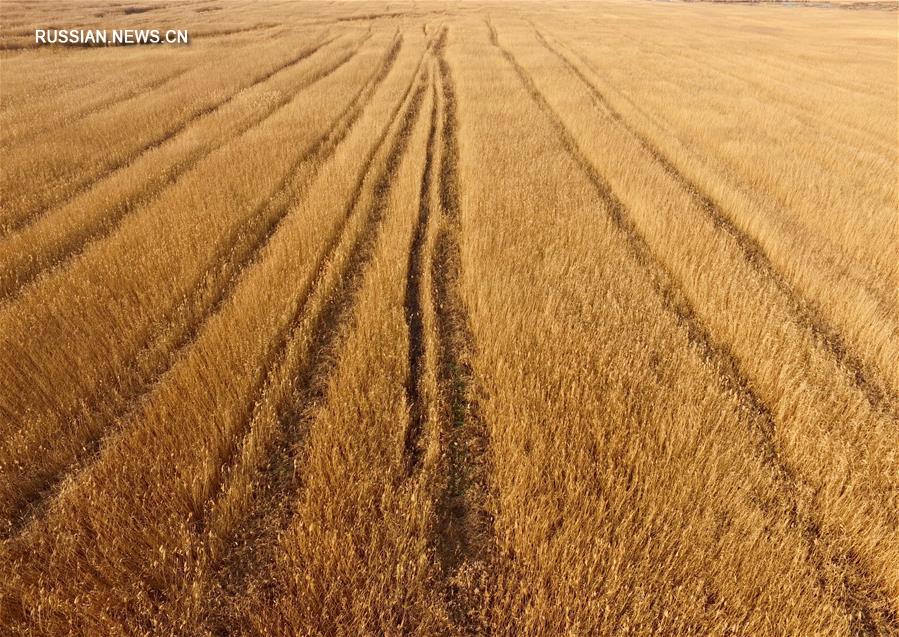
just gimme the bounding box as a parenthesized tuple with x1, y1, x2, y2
(0, 1, 896, 635)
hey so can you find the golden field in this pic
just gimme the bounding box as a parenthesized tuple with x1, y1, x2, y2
(0, 0, 896, 635)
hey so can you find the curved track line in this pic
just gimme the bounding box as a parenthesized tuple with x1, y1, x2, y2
(202, 51, 431, 633)
(549, 28, 897, 314)
(488, 19, 898, 636)
(532, 28, 899, 419)
(0, 35, 371, 303)
(0, 35, 403, 541)
(2, 32, 335, 237)
(191, 23, 281, 38)
(202, 35, 427, 547)
(402, 78, 439, 475)
(1, 68, 192, 150)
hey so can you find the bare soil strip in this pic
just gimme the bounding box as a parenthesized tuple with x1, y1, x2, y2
(533, 28, 899, 418)
(488, 18, 898, 636)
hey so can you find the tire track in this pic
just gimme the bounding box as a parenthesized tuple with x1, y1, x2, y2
(0, 67, 191, 151)
(137, 32, 402, 384)
(422, 29, 494, 634)
(402, 77, 439, 475)
(192, 22, 280, 38)
(551, 28, 897, 315)
(533, 27, 899, 419)
(0, 34, 371, 303)
(487, 19, 898, 635)
(335, 11, 408, 21)
(606, 26, 894, 161)
(200, 33, 425, 542)
(2, 32, 335, 237)
(0, 35, 404, 541)
(202, 54, 431, 632)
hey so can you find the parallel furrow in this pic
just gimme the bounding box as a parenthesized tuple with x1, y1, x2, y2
(605, 26, 895, 161)
(1, 34, 370, 303)
(1, 67, 191, 151)
(3, 32, 335, 237)
(533, 28, 899, 419)
(541, 27, 898, 315)
(193, 23, 281, 39)
(203, 57, 431, 631)
(487, 19, 898, 636)
(0, 35, 404, 540)
(202, 36, 427, 544)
